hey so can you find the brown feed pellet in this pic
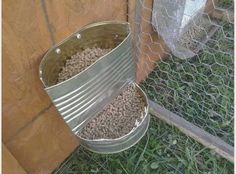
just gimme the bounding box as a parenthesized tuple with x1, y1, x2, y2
(79, 84, 146, 139)
(57, 47, 146, 140)
(57, 47, 112, 83)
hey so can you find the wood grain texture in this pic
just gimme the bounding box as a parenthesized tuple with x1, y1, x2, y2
(2, 0, 53, 142)
(3, 144, 27, 174)
(128, 0, 137, 49)
(149, 100, 234, 163)
(3, 1, 129, 173)
(45, 0, 127, 43)
(6, 106, 80, 174)
(135, 0, 169, 83)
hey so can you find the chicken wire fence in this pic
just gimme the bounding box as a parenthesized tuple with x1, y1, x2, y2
(52, 0, 234, 173)
(130, 0, 234, 146)
(54, 117, 233, 173)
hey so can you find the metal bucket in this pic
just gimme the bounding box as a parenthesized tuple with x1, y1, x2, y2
(39, 21, 150, 153)
(80, 83, 150, 154)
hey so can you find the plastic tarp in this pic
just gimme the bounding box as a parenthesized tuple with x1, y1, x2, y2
(152, 0, 207, 58)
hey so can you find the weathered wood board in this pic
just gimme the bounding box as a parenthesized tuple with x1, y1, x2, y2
(5, 106, 80, 174)
(3, 0, 53, 143)
(3, 0, 127, 173)
(3, 144, 27, 174)
(44, 0, 127, 43)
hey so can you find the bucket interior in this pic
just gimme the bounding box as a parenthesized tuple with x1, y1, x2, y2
(40, 22, 130, 87)
(77, 83, 150, 154)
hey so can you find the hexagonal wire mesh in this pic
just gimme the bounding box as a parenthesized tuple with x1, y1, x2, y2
(54, 118, 233, 174)
(133, 0, 234, 146)
(53, 0, 234, 173)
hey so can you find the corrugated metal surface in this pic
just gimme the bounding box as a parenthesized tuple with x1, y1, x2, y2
(40, 21, 135, 133)
(80, 83, 150, 154)
(40, 21, 150, 154)
(50, 37, 135, 133)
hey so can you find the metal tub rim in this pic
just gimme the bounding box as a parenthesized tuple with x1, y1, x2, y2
(39, 21, 131, 90)
(78, 83, 149, 142)
(78, 83, 149, 152)
(80, 115, 150, 154)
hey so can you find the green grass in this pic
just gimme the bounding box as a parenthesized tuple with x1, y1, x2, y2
(53, 2, 234, 173)
(140, 19, 234, 145)
(218, 0, 234, 9)
(53, 117, 233, 174)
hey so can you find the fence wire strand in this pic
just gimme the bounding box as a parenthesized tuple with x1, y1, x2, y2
(54, 117, 233, 174)
(135, 0, 234, 145)
(53, 0, 234, 173)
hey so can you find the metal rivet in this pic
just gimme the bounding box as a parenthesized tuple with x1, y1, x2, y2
(76, 33, 81, 39)
(55, 48, 61, 54)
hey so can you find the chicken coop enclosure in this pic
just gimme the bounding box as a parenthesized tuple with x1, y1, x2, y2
(3, 0, 234, 173)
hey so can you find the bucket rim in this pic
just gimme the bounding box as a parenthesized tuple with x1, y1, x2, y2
(78, 83, 150, 142)
(39, 21, 131, 89)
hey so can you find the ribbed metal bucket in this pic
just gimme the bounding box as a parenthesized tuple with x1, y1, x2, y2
(80, 83, 150, 154)
(39, 21, 150, 153)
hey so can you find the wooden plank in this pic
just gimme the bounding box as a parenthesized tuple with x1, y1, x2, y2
(128, 0, 137, 52)
(44, 0, 127, 43)
(3, 1, 128, 173)
(6, 106, 80, 174)
(2, 0, 53, 142)
(135, 0, 169, 83)
(3, 144, 27, 174)
(149, 100, 234, 163)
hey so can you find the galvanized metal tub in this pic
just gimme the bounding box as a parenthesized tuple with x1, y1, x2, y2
(39, 21, 150, 153)
(80, 83, 150, 154)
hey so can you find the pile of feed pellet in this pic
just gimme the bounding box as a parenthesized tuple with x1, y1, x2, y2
(178, 17, 214, 52)
(79, 84, 146, 139)
(58, 47, 112, 83)
(57, 47, 146, 140)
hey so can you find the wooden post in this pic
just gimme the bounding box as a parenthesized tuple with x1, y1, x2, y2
(129, 0, 169, 83)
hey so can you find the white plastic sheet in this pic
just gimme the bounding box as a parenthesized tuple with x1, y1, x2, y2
(152, 0, 207, 58)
